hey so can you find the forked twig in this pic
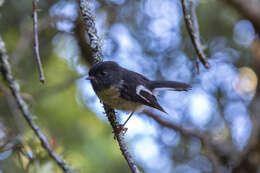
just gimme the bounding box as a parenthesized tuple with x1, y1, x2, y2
(181, 0, 210, 69)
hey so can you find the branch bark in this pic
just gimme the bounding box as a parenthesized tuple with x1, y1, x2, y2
(78, 0, 103, 63)
(78, 1, 140, 172)
(0, 36, 74, 173)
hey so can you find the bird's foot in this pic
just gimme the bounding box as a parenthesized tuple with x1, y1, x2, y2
(113, 125, 128, 139)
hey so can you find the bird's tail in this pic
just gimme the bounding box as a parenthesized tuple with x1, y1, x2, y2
(149, 80, 191, 91)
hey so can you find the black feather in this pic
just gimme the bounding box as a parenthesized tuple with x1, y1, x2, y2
(88, 61, 191, 114)
(139, 90, 167, 113)
(119, 70, 167, 113)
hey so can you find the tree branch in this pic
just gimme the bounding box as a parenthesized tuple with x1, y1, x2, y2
(79, 1, 140, 172)
(33, 0, 45, 83)
(181, 0, 210, 69)
(74, 8, 94, 66)
(104, 105, 141, 173)
(79, 0, 103, 63)
(0, 36, 74, 173)
(143, 110, 219, 173)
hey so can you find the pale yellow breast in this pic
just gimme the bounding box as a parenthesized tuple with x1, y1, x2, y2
(96, 86, 140, 111)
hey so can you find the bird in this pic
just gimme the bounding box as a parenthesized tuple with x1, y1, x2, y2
(86, 61, 191, 132)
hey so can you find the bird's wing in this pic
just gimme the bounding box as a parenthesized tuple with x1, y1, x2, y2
(119, 70, 167, 113)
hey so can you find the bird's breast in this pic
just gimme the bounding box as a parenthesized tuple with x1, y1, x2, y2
(96, 86, 140, 111)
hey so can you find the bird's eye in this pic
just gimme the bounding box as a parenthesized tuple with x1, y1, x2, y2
(100, 71, 107, 76)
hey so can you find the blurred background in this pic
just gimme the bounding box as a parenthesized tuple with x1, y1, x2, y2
(0, 0, 260, 172)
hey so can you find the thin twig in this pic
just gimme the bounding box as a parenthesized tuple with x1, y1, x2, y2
(12, 15, 72, 66)
(181, 0, 210, 69)
(195, 58, 200, 74)
(143, 110, 219, 173)
(0, 136, 18, 151)
(33, 0, 45, 83)
(0, 36, 74, 173)
(79, 1, 141, 172)
(191, 1, 200, 74)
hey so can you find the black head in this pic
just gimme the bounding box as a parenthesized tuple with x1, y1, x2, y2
(87, 61, 122, 91)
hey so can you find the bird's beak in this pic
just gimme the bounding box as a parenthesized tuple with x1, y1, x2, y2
(86, 76, 95, 80)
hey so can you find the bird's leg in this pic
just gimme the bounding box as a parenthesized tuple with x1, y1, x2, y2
(114, 111, 135, 136)
(122, 111, 135, 127)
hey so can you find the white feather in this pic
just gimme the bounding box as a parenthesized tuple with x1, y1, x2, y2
(152, 87, 179, 95)
(136, 85, 153, 103)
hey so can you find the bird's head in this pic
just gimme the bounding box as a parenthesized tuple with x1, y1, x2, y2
(87, 61, 121, 91)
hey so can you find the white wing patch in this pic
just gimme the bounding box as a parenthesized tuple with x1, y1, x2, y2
(136, 85, 153, 103)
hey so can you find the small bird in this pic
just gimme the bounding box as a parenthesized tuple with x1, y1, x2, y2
(87, 61, 191, 131)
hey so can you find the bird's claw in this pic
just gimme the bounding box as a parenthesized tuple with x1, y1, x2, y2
(113, 125, 128, 139)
